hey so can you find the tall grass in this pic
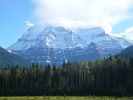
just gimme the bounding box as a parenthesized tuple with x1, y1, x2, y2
(0, 96, 132, 100)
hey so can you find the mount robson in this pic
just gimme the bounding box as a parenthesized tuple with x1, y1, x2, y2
(8, 25, 133, 65)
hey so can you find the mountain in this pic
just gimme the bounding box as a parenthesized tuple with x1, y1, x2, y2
(0, 47, 30, 67)
(119, 46, 133, 57)
(8, 26, 132, 65)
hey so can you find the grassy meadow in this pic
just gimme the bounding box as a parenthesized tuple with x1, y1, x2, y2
(0, 96, 132, 100)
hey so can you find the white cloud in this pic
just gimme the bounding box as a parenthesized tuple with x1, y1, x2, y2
(32, 0, 133, 33)
(126, 27, 133, 33)
(118, 26, 133, 40)
(25, 21, 34, 28)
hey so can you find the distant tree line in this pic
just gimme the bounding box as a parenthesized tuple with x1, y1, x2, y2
(0, 56, 133, 96)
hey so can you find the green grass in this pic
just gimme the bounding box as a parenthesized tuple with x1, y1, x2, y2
(0, 96, 132, 100)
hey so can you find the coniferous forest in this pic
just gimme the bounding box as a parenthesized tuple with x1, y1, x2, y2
(0, 56, 133, 96)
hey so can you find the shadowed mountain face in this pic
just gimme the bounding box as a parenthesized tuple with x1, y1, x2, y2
(119, 46, 133, 57)
(8, 26, 132, 65)
(0, 47, 30, 67)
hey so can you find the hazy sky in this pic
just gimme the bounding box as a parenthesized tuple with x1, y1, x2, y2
(0, 0, 133, 48)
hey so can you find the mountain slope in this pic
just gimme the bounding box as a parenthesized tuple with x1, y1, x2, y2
(119, 46, 133, 57)
(8, 26, 132, 65)
(0, 47, 30, 67)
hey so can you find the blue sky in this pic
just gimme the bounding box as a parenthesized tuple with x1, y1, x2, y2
(0, 0, 133, 48)
(0, 0, 34, 48)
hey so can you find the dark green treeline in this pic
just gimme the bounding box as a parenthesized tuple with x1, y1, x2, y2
(0, 56, 133, 96)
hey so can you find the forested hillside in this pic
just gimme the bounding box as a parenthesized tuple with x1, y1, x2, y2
(119, 46, 133, 57)
(0, 56, 133, 96)
(0, 47, 30, 67)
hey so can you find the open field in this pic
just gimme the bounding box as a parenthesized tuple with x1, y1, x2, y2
(0, 96, 133, 100)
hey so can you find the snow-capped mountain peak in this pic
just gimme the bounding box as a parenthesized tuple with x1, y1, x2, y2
(8, 25, 132, 65)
